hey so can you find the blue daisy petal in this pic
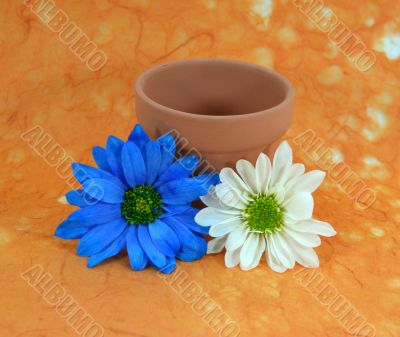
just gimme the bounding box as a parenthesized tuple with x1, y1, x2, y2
(55, 219, 95, 239)
(126, 226, 148, 271)
(163, 217, 207, 261)
(128, 124, 150, 151)
(193, 172, 220, 189)
(87, 227, 128, 268)
(121, 141, 146, 187)
(105, 136, 127, 184)
(159, 256, 176, 274)
(158, 133, 176, 174)
(71, 163, 100, 184)
(158, 177, 210, 205)
(92, 146, 111, 172)
(175, 214, 210, 235)
(144, 140, 161, 185)
(158, 132, 176, 153)
(155, 155, 199, 187)
(160, 204, 191, 216)
(68, 204, 121, 226)
(82, 178, 126, 204)
(77, 218, 128, 257)
(148, 219, 180, 257)
(72, 163, 126, 189)
(176, 239, 207, 262)
(180, 207, 199, 217)
(137, 224, 166, 269)
(65, 189, 99, 207)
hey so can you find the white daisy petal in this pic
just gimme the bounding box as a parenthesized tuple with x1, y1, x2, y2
(215, 183, 247, 210)
(200, 186, 230, 209)
(268, 185, 286, 204)
(265, 236, 287, 273)
(226, 227, 249, 251)
(209, 218, 242, 237)
(270, 141, 293, 186)
(255, 153, 271, 194)
(195, 207, 240, 227)
(284, 228, 321, 247)
(290, 163, 305, 177)
(283, 163, 305, 188)
(272, 233, 295, 269)
(287, 219, 336, 237)
(287, 170, 326, 195)
(244, 236, 266, 270)
(295, 246, 319, 268)
(283, 192, 314, 220)
(225, 248, 241, 268)
(269, 235, 294, 269)
(239, 233, 260, 270)
(220, 167, 251, 193)
(236, 159, 257, 193)
(273, 163, 306, 190)
(282, 232, 319, 268)
(273, 141, 293, 167)
(207, 236, 228, 254)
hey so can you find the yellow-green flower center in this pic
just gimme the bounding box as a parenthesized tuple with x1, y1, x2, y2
(121, 185, 163, 225)
(242, 194, 284, 234)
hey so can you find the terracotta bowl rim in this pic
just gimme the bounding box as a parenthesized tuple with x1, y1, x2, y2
(135, 58, 295, 120)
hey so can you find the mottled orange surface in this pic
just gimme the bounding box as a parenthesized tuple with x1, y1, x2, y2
(1, 0, 399, 336)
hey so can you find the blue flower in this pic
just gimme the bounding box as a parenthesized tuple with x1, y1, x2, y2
(55, 124, 219, 273)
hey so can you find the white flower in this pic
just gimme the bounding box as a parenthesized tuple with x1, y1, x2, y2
(195, 141, 336, 272)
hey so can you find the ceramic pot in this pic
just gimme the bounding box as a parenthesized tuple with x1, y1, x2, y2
(135, 58, 294, 171)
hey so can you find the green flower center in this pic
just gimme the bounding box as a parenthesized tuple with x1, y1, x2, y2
(242, 194, 284, 234)
(121, 185, 163, 225)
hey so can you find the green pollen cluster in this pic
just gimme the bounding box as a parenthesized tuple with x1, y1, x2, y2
(242, 194, 284, 234)
(121, 185, 163, 225)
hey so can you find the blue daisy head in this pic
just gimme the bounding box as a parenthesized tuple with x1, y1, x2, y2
(55, 124, 219, 274)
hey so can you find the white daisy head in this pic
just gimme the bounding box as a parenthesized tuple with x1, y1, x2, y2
(195, 141, 336, 272)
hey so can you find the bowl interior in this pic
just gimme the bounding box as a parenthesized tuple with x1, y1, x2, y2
(140, 60, 290, 116)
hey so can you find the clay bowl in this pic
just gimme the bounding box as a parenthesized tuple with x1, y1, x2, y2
(135, 58, 294, 171)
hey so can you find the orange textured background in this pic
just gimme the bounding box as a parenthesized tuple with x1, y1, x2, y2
(1, 0, 399, 336)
